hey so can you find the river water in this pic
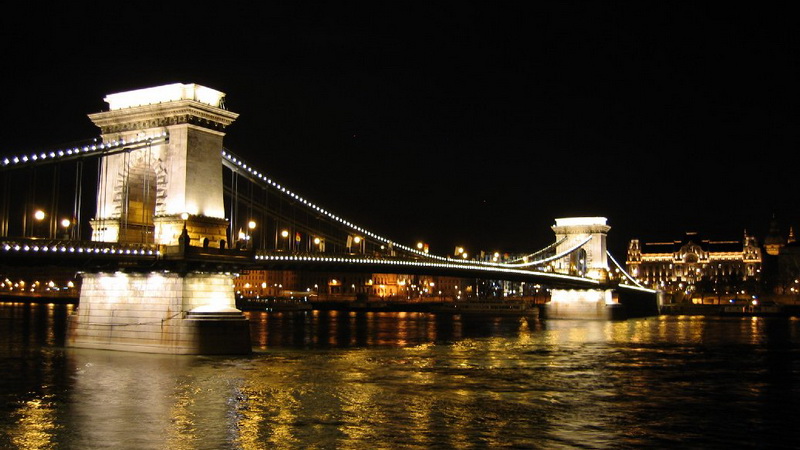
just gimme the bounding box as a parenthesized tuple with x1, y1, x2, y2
(1, 301, 799, 449)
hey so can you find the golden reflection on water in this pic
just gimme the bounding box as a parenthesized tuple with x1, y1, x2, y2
(5, 303, 800, 448)
(8, 396, 58, 449)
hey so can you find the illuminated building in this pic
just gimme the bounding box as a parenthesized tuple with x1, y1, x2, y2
(626, 231, 761, 302)
(233, 269, 472, 301)
(235, 270, 298, 298)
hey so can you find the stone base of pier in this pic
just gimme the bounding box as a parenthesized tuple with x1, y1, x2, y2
(545, 288, 623, 320)
(66, 271, 251, 354)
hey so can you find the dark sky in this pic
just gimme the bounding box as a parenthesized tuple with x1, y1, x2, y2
(1, 2, 797, 258)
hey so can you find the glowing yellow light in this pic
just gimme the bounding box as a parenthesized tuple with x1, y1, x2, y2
(248, 220, 256, 230)
(34, 210, 45, 221)
(180, 212, 189, 220)
(353, 236, 362, 244)
(60, 218, 71, 228)
(281, 230, 289, 238)
(314, 237, 321, 245)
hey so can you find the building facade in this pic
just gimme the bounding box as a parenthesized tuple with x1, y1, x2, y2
(233, 269, 476, 302)
(627, 231, 762, 303)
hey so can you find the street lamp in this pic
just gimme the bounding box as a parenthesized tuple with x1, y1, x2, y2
(247, 220, 256, 249)
(281, 229, 290, 251)
(313, 237, 325, 252)
(180, 212, 189, 234)
(60, 218, 71, 240)
(32, 209, 46, 238)
(348, 235, 364, 253)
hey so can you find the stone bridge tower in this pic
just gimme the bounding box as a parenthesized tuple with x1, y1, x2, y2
(68, 83, 250, 355)
(88, 83, 238, 247)
(547, 217, 620, 319)
(551, 217, 611, 281)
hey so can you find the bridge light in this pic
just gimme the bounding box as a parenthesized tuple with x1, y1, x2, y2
(61, 218, 71, 228)
(34, 210, 45, 221)
(281, 230, 289, 238)
(248, 220, 256, 230)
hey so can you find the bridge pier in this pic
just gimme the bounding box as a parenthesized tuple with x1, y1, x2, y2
(67, 271, 251, 354)
(545, 288, 624, 320)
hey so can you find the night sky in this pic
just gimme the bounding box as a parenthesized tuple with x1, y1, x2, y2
(2, 2, 797, 258)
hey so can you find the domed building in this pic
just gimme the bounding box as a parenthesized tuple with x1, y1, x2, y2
(627, 230, 762, 304)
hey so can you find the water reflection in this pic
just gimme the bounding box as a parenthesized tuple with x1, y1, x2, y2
(244, 310, 541, 349)
(2, 303, 800, 448)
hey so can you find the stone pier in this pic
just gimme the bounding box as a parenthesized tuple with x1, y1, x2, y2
(67, 271, 250, 354)
(545, 288, 623, 320)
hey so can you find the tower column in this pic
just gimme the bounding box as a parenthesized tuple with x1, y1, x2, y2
(88, 83, 238, 247)
(547, 217, 622, 319)
(69, 83, 250, 354)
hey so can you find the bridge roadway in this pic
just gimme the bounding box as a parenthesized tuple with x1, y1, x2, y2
(0, 237, 614, 290)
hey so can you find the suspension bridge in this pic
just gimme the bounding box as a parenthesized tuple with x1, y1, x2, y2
(0, 83, 658, 354)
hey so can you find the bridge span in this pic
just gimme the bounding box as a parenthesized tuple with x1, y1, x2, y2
(0, 83, 658, 354)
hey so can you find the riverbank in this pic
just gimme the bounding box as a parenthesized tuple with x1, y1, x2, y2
(661, 303, 800, 317)
(8, 296, 800, 318)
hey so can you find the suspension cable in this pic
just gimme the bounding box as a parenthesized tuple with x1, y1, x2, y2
(606, 250, 645, 288)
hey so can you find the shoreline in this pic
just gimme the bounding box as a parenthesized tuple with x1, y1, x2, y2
(5, 296, 800, 318)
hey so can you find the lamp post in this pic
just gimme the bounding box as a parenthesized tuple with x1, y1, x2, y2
(179, 212, 190, 247)
(60, 218, 71, 240)
(281, 229, 290, 251)
(33, 210, 46, 239)
(247, 220, 256, 249)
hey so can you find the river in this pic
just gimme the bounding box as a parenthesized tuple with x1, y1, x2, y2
(1, 301, 799, 449)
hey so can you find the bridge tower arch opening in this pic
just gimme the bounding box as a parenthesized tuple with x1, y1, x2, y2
(107, 149, 166, 244)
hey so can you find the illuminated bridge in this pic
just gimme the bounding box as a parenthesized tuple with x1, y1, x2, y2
(0, 83, 658, 355)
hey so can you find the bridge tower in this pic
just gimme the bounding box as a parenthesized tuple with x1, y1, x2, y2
(546, 217, 621, 319)
(67, 83, 250, 354)
(87, 83, 238, 247)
